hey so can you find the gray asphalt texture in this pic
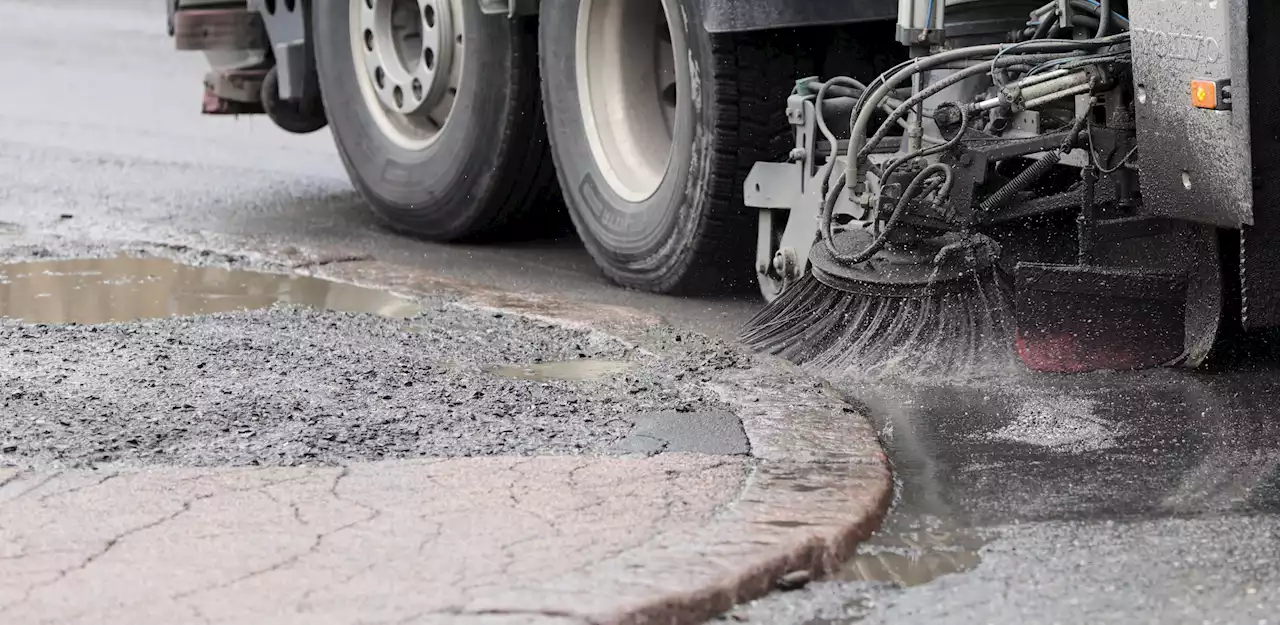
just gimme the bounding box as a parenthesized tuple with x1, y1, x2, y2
(723, 368, 1280, 624)
(0, 303, 745, 469)
(5, 1, 1280, 623)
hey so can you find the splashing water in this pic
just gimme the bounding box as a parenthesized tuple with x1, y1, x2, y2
(740, 269, 1021, 383)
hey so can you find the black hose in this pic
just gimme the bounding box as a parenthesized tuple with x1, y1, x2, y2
(1033, 10, 1058, 39)
(1095, 0, 1113, 36)
(1072, 14, 1100, 32)
(825, 164, 954, 265)
(873, 105, 971, 210)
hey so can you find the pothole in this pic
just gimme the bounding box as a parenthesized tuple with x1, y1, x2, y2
(487, 359, 633, 382)
(0, 256, 421, 324)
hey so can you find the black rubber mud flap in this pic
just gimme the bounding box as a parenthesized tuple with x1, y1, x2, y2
(1015, 226, 1223, 373)
(1015, 264, 1188, 373)
(1241, 0, 1280, 330)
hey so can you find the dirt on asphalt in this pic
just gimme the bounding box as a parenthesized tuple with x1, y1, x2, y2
(0, 259, 751, 469)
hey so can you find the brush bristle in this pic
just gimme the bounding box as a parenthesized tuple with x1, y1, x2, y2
(740, 270, 1018, 380)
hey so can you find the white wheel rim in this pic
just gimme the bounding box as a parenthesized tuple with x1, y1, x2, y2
(575, 0, 685, 203)
(350, 0, 464, 150)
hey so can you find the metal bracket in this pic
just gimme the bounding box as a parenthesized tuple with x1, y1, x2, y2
(167, 0, 179, 36)
(478, 0, 538, 17)
(745, 96, 844, 297)
(247, 0, 308, 101)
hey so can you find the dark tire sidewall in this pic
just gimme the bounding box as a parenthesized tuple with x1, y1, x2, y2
(313, 0, 516, 238)
(540, 0, 714, 285)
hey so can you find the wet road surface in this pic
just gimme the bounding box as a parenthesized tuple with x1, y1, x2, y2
(724, 364, 1280, 623)
(3, 0, 1279, 622)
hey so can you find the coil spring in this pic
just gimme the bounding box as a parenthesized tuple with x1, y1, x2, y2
(979, 150, 1063, 212)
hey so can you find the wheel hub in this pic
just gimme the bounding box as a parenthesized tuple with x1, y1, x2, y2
(353, 0, 461, 148)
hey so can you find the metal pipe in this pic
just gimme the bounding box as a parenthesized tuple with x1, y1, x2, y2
(971, 70, 1090, 111)
(1077, 164, 1098, 264)
(1018, 68, 1072, 87)
(1023, 82, 1092, 109)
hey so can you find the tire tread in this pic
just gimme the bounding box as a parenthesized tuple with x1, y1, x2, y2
(476, 18, 563, 239)
(663, 31, 812, 293)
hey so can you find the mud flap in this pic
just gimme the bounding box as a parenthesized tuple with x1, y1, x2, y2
(1015, 264, 1187, 373)
(1015, 225, 1223, 373)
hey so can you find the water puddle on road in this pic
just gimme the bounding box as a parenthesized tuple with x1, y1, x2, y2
(488, 359, 632, 382)
(833, 520, 986, 587)
(0, 256, 421, 324)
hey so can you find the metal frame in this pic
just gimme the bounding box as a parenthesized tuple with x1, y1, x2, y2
(246, 0, 314, 102)
(701, 0, 897, 34)
(1128, 0, 1253, 228)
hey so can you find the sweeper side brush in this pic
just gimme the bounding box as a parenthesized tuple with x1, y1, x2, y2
(742, 229, 1017, 379)
(739, 1, 1242, 377)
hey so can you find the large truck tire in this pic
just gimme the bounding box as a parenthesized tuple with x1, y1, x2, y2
(539, 0, 809, 293)
(313, 0, 556, 241)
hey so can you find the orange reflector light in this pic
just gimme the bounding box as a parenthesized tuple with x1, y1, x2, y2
(1191, 79, 1218, 109)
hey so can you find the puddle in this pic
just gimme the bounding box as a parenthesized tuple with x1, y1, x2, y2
(488, 359, 632, 382)
(0, 256, 421, 324)
(834, 521, 986, 587)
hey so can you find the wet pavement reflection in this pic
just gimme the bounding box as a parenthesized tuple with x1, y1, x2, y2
(0, 256, 421, 323)
(819, 351, 1280, 602)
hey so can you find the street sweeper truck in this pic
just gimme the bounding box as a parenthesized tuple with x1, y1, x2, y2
(168, 0, 1273, 375)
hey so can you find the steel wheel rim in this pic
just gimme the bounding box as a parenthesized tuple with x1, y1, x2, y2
(351, 0, 463, 151)
(575, 0, 684, 203)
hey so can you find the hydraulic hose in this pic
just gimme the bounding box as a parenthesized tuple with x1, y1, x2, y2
(1033, 0, 1128, 29)
(872, 105, 971, 216)
(1033, 10, 1058, 39)
(858, 52, 1070, 163)
(823, 163, 954, 265)
(846, 33, 1131, 185)
(1095, 0, 1112, 37)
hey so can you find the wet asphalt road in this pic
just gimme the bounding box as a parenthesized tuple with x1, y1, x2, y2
(3, 1, 1280, 622)
(722, 366, 1280, 623)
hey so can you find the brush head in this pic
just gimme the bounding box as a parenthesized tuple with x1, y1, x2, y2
(741, 230, 1015, 380)
(807, 229, 1002, 299)
(741, 270, 1017, 380)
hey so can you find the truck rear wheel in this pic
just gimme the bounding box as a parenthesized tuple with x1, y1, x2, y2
(313, 0, 555, 240)
(539, 0, 806, 293)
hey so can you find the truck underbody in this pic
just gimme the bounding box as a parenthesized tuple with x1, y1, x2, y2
(168, 0, 1280, 375)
